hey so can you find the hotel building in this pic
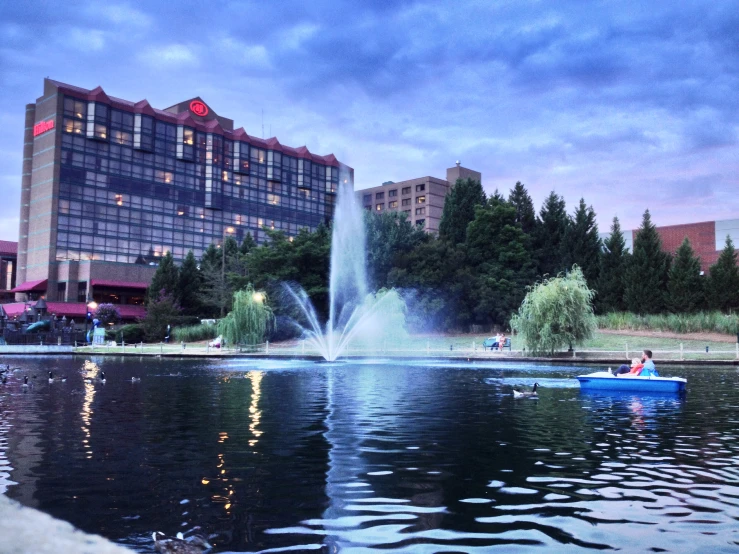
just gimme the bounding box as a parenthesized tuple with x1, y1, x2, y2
(12, 78, 352, 315)
(357, 162, 481, 233)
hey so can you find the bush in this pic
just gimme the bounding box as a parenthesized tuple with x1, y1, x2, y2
(597, 311, 739, 335)
(172, 324, 219, 343)
(94, 303, 121, 325)
(118, 324, 146, 344)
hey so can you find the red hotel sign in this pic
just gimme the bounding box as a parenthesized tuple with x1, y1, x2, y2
(33, 119, 55, 137)
(189, 100, 209, 117)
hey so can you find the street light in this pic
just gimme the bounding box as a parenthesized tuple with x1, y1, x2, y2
(221, 226, 235, 317)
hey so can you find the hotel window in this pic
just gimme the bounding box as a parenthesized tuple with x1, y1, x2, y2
(86, 102, 108, 140)
(401, 198, 411, 206)
(57, 282, 67, 300)
(402, 209, 411, 216)
(134, 114, 154, 152)
(176, 126, 195, 161)
(389, 201, 398, 208)
(416, 219, 426, 227)
(77, 281, 87, 303)
(416, 196, 426, 204)
(267, 150, 282, 182)
(376, 192, 384, 200)
(63, 118, 84, 135)
(234, 142, 250, 174)
(376, 203, 384, 211)
(365, 205, 371, 211)
(389, 189, 397, 197)
(363, 194, 371, 204)
(416, 184, 425, 192)
(64, 97, 87, 120)
(415, 207, 425, 215)
(402, 187, 411, 195)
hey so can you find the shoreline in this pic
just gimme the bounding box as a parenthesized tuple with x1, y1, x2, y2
(0, 346, 737, 366)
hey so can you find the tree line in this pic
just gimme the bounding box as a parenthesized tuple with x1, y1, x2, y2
(146, 178, 739, 335)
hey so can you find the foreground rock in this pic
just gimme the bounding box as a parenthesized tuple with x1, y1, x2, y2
(0, 494, 133, 554)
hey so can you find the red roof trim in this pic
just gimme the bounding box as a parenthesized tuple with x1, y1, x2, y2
(47, 79, 351, 171)
(0, 240, 17, 256)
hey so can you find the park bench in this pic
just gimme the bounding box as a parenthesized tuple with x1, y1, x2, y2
(482, 337, 512, 351)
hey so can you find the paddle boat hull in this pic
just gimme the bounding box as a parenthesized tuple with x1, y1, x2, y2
(576, 371, 687, 393)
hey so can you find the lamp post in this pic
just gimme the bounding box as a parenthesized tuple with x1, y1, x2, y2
(85, 299, 98, 340)
(221, 226, 235, 317)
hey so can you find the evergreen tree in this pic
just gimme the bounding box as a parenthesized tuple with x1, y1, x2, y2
(177, 250, 203, 315)
(623, 209, 671, 314)
(466, 199, 535, 325)
(508, 181, 536, 235)
(147, 251, 179, 305)
(534, 191, 570, 277)
(240, 232, 256, 255)
(596, 217, 628, 313)
(438, 178, 486, 245)
(567, 198, 601, 286)
(200, 243, 220, 271)
(667, 238, 704, 312)
(706, 235, 739, 312)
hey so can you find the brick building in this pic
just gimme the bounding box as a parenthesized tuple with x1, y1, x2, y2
(610, 218, 739, 273)
(357, 162, 481, 233)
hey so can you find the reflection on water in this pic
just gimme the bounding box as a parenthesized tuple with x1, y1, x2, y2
(1, 357, 739, 552)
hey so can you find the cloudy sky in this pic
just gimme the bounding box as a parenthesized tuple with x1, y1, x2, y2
(1, 1, 737, 240)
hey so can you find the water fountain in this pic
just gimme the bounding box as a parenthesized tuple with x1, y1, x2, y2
(285, 169, 406, 361)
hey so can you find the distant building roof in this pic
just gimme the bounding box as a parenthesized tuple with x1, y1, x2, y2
(0, 240, 18, 257)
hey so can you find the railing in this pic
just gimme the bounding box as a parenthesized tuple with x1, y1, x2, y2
(71, 339, 739, 361)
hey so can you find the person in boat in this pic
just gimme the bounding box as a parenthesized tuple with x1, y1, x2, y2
(638, 349, 659, 377)
(615, 357, 643, 376)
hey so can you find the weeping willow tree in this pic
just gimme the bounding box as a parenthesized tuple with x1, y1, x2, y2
(510, 266, 596, 355)
(219, 284, 274, 347)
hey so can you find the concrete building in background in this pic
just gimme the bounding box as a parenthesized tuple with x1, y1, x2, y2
(9, 78, 351, 317)
(357, 162, 481, 233)
(604, 218, 739, 273)
(0, 241, 18, 302)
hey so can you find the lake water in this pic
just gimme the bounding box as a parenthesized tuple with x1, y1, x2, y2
(1, 356, 739, 553)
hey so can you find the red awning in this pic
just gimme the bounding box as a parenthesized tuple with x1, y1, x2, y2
(90, 280, 149, 289)
(11, 279, 48, 293)
(0, 301, 146, 320)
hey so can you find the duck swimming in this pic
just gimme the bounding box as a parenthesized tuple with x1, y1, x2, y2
(22, 376, 29, 389)
(152, 531, 212, 554)
(513, 383, 539, 399)
(48, 371, 54, 383)
(131, 376, 141, 383)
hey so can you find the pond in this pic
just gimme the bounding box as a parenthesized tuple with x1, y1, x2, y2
(1, 356, 739, 553)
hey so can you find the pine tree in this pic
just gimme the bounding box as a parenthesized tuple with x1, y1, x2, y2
(667, 238, 705, 312)
(147, 251, 179, 305)
(177, 250, 203, 316)
(567, 198, 601, 286)
(534, 191, 570, 277)
(706, 235, 739, 312)
(596, 217, 628, 313)
(438, 178, 486, 245)
(623, 210, 671, 314)
(240, 232, 256, 255)
(508, 181, 536, 235)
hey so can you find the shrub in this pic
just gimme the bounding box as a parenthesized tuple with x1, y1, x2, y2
(118, 324, 146, 344)
(596, 311, 739, 335)
(172, 324, 219, 343)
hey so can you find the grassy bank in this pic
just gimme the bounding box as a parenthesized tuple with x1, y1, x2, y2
(597, 311, 739, 335)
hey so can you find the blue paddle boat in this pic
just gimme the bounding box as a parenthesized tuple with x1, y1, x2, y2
(576, 371, 687, 394)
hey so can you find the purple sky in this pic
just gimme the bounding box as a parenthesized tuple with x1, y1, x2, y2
(0, 1, 737, 240)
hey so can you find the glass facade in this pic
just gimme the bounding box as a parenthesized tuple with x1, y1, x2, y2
(56, 96, 340, 264)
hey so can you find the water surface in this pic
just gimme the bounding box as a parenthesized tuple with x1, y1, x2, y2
(1, 356, 738, 552)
